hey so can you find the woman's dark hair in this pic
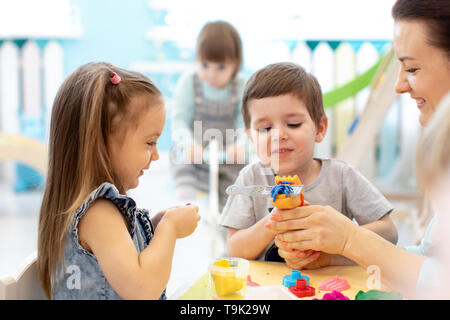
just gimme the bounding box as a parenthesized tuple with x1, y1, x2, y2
(392, 0, 450, 57)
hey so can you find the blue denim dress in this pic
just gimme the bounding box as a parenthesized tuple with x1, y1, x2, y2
(52, 182, 166, 300)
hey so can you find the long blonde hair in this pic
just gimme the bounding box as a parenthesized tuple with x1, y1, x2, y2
(37, 62, 162, 299)
(416, 92, 450, 196)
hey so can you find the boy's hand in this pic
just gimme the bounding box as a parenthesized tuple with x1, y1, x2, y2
(161, 204, 200, 238)
(277, 245, 331, 270)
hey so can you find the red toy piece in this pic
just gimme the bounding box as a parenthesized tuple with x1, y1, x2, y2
(288, 279, 315, 298)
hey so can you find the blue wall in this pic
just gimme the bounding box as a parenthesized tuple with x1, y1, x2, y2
(63, 0, 163, 72)
(60, 0, 184, 151)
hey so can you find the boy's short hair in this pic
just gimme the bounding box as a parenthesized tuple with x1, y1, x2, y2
(242, 62, 325, 129)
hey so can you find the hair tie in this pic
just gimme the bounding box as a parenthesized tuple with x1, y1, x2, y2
(110, 72, 121, 85)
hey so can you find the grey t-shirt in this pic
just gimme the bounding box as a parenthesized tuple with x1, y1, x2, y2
(219, 158, 393, 260)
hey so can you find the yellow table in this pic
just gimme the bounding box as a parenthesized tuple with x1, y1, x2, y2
(176, 260, 380, 300)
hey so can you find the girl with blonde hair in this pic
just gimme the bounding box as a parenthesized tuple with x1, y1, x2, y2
(38, 62, 200, 299)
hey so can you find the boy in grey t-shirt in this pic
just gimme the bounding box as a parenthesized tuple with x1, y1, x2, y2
(220, 62, 398, 268)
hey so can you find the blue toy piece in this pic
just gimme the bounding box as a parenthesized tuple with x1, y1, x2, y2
(282, 270, 310, 287)
(270, 184, 293, 203)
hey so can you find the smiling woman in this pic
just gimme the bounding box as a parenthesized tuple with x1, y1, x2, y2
(393, 20, 450, 125)
(266, 0, 450, 299)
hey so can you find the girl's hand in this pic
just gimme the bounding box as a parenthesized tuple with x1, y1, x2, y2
(267, 205, 357, 255)
(161, 204, 200, 238)
(151, 205, 184, 228)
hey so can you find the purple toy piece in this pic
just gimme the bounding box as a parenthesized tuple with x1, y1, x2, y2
(313, 290, 350, 300)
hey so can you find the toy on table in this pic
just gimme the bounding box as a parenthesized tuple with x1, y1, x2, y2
(288, 278, 315, 298)
(318, 275, 351, 291)
(225, 175, 305, 210)
(282, 270, 310, 287)
(355, 289, 402, 300)
(209, 258, 249, 300)
(227, 175, 317, 257)
(314, 290, 350, 300)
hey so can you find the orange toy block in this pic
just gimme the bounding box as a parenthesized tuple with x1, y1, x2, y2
(271, 175, 304, 209)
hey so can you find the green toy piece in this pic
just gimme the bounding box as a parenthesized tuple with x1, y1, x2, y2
(355, 289, 402, 300)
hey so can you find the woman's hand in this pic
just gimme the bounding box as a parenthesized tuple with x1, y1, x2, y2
(267, 205, 358, 255)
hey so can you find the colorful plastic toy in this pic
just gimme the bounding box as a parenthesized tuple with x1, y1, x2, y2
(288, 279, 315, 298)
(225, 175, 304, 209)
(271, 175, 304, 209)
(318, 276, 350, 291)
(282, 270, 310, 287)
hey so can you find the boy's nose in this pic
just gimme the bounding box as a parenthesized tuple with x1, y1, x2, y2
(271, 127, 289, 142)
(278, 128, 289, 140)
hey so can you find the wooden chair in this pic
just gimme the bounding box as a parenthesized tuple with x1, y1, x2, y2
(0, 251, 46, 299)
(0, 134, 48, 176)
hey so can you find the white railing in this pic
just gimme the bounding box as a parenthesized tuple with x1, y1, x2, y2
(0, 40, 63, 185)
(0, 38, 420, 194)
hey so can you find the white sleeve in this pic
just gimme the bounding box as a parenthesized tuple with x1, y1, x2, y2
(219, 166, 256, 230)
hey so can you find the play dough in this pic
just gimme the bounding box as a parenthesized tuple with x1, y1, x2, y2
(214, 259, 231, 268)
(209, 258, 248, 299)
(314, 290, 350, 300)
(319, 276, 351, 291)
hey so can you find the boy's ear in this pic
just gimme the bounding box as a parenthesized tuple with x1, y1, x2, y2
(315, 116, 328, 142)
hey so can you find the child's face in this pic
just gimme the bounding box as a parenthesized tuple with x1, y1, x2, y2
(197, 60, 236, 89)
(394, 20, 450, 126)
(246, 94, 327, 176)
(108, 96, 165, 191)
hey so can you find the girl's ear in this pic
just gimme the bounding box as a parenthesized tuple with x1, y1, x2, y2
(315, 116, 328, 143)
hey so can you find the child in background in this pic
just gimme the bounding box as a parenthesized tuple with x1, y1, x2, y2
(170, 20, 247, 210)
(37, 62, 200, 300)
(414, 94, 450, 298)
(220, 62, 398, 268)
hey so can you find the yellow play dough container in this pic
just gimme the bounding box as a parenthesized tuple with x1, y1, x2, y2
(209, 257, 250, 300)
